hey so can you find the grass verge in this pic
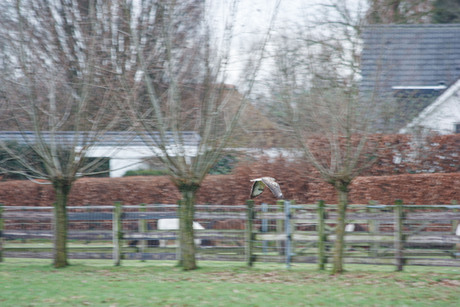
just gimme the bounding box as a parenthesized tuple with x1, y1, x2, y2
(1, 258, 460, 306)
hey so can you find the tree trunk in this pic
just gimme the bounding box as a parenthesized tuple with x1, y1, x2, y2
(53, 180, 71, 268)
(331, 181, 349, 274)
(177, 183, 199, 270)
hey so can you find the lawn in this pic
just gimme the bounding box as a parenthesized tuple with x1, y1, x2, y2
(1, 258, 460, 306)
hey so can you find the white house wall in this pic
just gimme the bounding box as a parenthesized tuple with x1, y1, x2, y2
(84, 146, 157, 159)
(401, 81, 460, 135)
(422, 92, 460, 134)
(110, 158, 148, 177)
(77, 145, 199, 177)
(420, 92, 460, 134)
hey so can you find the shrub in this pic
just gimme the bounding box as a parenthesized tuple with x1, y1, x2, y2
(209, 154, 237, 175)
(123, 169, 170, 177)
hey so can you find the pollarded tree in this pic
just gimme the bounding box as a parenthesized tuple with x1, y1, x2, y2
(119, 0, 281, 270)
(268, 0, 386, 274)
(0, 0, 123, 268)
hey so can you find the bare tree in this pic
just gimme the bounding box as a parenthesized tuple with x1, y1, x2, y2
(0, 0, 122, 267)
(118, 0, 281, 270)
(268, 0, 384, 274)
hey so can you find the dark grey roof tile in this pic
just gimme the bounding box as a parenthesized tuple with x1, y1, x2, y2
(0, 131, 201, 147)
(361, 24, 460, 91)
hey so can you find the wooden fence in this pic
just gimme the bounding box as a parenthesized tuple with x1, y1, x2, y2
(1, 201, 460, 269)
(0, 203, 248, 264)
(248, 200, 460, 269)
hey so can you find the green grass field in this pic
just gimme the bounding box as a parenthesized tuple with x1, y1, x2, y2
(1, 258, 460, 306)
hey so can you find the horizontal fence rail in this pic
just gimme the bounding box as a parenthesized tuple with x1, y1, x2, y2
(1, 200, 460, 269)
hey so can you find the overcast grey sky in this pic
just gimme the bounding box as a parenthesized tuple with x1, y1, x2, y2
(208, 0, 368, 86)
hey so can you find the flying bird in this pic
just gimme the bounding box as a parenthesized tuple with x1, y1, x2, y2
(250, 177, 284, 199)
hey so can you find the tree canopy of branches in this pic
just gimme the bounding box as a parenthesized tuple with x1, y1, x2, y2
(116, 0, 280, 270)
(0, 0, 123, 267)
(268, 0, 385, 274)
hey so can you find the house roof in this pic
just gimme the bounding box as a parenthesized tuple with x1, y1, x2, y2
(0, 131, 201, 147)
(361, 24, 460, 131)
(361, 24, 460, 92)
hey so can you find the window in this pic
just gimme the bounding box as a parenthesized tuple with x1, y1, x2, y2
(455, 123, 460, 134)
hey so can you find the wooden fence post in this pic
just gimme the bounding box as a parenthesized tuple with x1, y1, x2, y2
(0, 204, 3, 262)
(284, 200, 292, 269)
(113, 201, 122, 266)
(451, 201, 459, 235)
(317, 200, 326, 270)
(288, 200, 296, 259)
(394, 199, 404, 271)
(276, 200, 285, 255)
(451, 201, 459, 257)
(367, 201, 379, 257)
(261, 203, 268, 254)
(245, 200, 255, 267)
(139, 203, 147, 261)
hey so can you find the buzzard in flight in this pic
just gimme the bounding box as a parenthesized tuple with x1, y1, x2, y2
(250, 177, 284, 199)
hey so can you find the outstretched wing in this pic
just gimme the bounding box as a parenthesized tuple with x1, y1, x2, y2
(261, 177, 284, 199)
(250, 180, 265, 198)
